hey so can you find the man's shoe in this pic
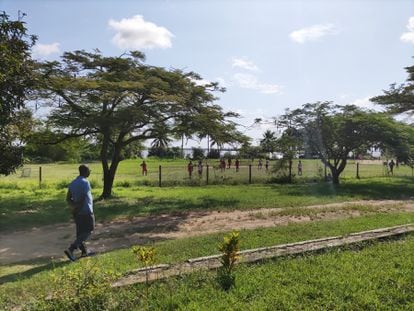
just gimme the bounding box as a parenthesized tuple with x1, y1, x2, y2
(64, 249, 76, 261)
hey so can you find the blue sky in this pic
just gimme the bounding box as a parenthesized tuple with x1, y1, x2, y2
(2, 0, 414, 145)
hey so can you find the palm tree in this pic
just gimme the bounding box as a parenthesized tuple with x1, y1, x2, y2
(260, 130, 277, 153)
(151, 124, 172, 149)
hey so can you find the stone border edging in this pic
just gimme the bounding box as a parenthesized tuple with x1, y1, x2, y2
(112, 224, 414, 287)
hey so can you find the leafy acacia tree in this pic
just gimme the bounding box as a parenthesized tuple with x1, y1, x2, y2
(198, 110, 248, 154)
(280, 102, 411, 184)
(371, 61, 414, 114)
(36, 50, 244, 198)
(0, 12, 36, 174)
(371, 60, 414, 166)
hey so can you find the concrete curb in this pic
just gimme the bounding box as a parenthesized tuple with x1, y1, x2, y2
(112, 224, 414, 287)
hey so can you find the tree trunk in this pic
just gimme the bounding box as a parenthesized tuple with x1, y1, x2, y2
(100, 144, 123, 199)
(101, 166, 116, 199)
(329, 158, 347, 185)
(332, 170, 340, 184)
(181, 135, 184, 159)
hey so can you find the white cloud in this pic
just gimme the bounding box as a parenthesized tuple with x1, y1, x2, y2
(33, 42, 60, 57)
(232, 57, 259, 71)
(290, 23, 337, 43)
(233, 73, 283, 94)
(400, 17, 414, 43)
(108, 15, 174, 49)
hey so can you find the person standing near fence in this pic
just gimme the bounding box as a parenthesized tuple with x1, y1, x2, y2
(297, 160, 303, 176)
(188, 160, 194, 179)
(265, 159, 269, 172)
(140, 160, 148, 176)
(64, 164, 95, 261)
(389, 159, 395, 175)
(235, 159, 240, 172)
(197, 160, 203, 178)
(227, 158, 232, 169)
(258, 159, 263, 170)
(220, 158, 226, 172)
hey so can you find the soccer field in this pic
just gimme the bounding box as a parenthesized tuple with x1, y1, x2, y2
(1, 158, 413, 187)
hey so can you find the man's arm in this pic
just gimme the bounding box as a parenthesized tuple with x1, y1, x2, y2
(66, 189, 83, 216)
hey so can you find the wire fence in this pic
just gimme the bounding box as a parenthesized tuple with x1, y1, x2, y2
(2, 159, 413, 188)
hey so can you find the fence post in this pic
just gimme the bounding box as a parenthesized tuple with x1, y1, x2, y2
(39, 166, 42, 188)
(206, 164, 209, 185)
(249, 164, 252, 184)
(356, 162, 360, 179)
(158, 165, 162, 187)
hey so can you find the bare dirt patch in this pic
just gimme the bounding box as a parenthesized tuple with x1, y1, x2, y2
(1, 200, 413, 265)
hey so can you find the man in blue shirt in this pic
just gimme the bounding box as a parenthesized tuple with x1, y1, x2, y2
(64, 164, 95, 261)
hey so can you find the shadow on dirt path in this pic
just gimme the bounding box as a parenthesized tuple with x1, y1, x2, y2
(1, 200, 413, 267)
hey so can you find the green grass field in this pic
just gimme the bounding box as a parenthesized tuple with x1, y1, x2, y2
(1, 158, 413, 188)
(1, 159, 414, 309)
(1, 158, 413, 233)
(1, 214, 414, 310)
(1, 173, 414, 232)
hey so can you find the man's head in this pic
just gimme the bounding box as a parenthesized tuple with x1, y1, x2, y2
(79, 164, 91, 178)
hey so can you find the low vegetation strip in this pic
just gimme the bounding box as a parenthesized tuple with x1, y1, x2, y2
(112, 224, 414, 287)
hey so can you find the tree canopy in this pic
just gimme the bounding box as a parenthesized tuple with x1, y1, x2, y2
(279, 102, 411, 184)
(371, 61, 414, 115)
(35, 50, 246, 198)
(0, 12, 36, 175)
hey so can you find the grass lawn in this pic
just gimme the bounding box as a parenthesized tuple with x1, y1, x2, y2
(130, 234, 414, 310)
(1, 160, 413, 309)
(1, 159, 413, 187)
(1, 176, 414, 232)
(1, 213, 414, 310)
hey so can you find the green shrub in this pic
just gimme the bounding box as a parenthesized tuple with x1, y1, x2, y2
(31, 259, 118, 311)
(55, 180, 70, 189)
(217, 231, 240, 291)
(132, 245, 157, 285)
(116, 180, 131, 188)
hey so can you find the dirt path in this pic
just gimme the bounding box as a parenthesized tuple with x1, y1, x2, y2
(1, 200, 413, 265)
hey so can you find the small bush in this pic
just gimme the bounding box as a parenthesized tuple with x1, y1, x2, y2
(89, 179, 102, 189)
(55, 180, 70, 190)
(217, 231, 240, 291)
(116, 180, 132, 188)
(132, 246, 157, 267)
(270, 159, 294, 184)
(132, 246, 157, 285)
(32, 259, 118, 311)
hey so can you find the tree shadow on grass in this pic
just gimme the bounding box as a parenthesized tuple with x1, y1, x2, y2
(0, 193, 240, 233)
(91, 197, 239, 240)
(0, 259, 69, 285)
(96, 196, 241, 223)
(0, 195, 70, 232)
